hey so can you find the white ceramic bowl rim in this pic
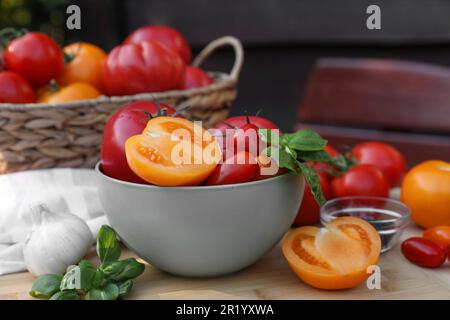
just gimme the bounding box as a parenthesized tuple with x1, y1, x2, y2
(95, 162, 297, 191)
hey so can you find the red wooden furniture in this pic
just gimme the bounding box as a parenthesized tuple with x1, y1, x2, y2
(296, 58, 450, 166)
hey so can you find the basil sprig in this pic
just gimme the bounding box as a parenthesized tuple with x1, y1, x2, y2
(260, 129, 345, 206)
(29, 225, 145, 300)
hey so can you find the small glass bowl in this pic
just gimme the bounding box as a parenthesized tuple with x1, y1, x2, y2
(320, 196, 411, 253)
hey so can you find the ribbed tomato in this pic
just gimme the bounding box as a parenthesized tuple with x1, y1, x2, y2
(124, 25, 191, 64)
(103, 40, 185, 96)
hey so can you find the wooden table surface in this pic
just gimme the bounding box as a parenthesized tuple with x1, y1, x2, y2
(1, 226, 449, 300)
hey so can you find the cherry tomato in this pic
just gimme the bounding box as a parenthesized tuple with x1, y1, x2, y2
(38, 82, 101, 103)
(331, 164, 390, 198)
(351, 142, 407, 187)
(103, 40, 185, 96)
(310, 144, 340, 182)
(180, 66, 213, 90)
(126, 117, 220, 186)
(423, 226, 450, 250)
(101, 101, 177, 183)
(401, 237, 447, 268)
(124, 25, 191, 64)
(293, 172, 330, 226)
(59, 42, 107, 92)
(205, 151, 260, 186)
(0, 71, 36, 103)
(3, 32, 64, 88)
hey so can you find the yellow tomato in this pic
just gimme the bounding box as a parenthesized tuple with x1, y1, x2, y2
(125, 117, 221, 186)
(59, 42, 107, 92)
(282, 217, 381, 290)
(401, 160, 450, 228)
(38, 82, 101, 103)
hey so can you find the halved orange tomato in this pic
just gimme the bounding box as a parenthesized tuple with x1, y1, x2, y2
(125, 117, 221, 186)
(282, 217, 381, 290)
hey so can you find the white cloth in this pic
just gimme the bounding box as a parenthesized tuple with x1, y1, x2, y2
(0, 168, 107, 275)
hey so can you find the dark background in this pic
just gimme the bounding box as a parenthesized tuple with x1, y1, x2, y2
(2, 0, 450, 133)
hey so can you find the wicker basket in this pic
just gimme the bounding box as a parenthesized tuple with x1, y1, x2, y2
(0, 36, 243, 174)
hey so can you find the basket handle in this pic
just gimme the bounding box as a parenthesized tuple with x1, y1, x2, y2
(192, 36, 244, 81)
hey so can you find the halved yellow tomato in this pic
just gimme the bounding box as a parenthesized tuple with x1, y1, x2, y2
(282, 217, 381, 290)
(125, 117, 221, 186)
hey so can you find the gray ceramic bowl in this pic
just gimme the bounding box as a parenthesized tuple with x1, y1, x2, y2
(95, 162, 304, 277)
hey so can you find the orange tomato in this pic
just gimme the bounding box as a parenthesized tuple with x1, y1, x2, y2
(59, 42, 107, 92)
(282, 217, 381, 290)
(401, 160, 450, 228)
(423, 226, 450, 250)
(38, 82, 101, 104)
(125, 117, 221, 186)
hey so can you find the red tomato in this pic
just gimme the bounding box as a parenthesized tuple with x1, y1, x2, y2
(214, 115, 279, 133)
(423, 226, 450, 250)
(101, 101, 177, 183)
(310, 144, 340, 182)
(331, 164, 390, 198)
(0, 71, 36, 103)
(401, 237, 447, 268)
(103, 40, 185, 96)
(3, 32, 64, 88)
(205, 151, 260, 186)
(213, 116, 279, 157)
(293, 172, 330, 226)
(124, 25, 191, 64)
(180, 66, 213, 90)
(351, 142, 407, 187)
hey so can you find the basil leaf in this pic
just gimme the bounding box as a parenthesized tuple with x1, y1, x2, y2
(29, 274, 62, 299)
(281, 130, 327, 151)
(298, 162, 326, 206)
(50, 290, 80, 300)
(97, 225, 121, 266)
(296, 150, 332, 163)
(116, 280, 133, 297)
(103, 258, 145, 281)
(92, 269, 107, 289)
(277, 147, 299, 173)
(86, 283, 119, 300)
(78, 260, 96, 291)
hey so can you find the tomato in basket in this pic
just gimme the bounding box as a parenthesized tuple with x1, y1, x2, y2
(0, 71, 36, 103)
(125, 25, 192, 64)
(103, 40, 185, 96)
(37, 82, 101, 104)
(180, 66, 213, 90)
(59, 42, 107, 92)
(3, 32, 64, 88)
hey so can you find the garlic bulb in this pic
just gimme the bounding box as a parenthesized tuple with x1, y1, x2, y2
(23, 204, 93, 276)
